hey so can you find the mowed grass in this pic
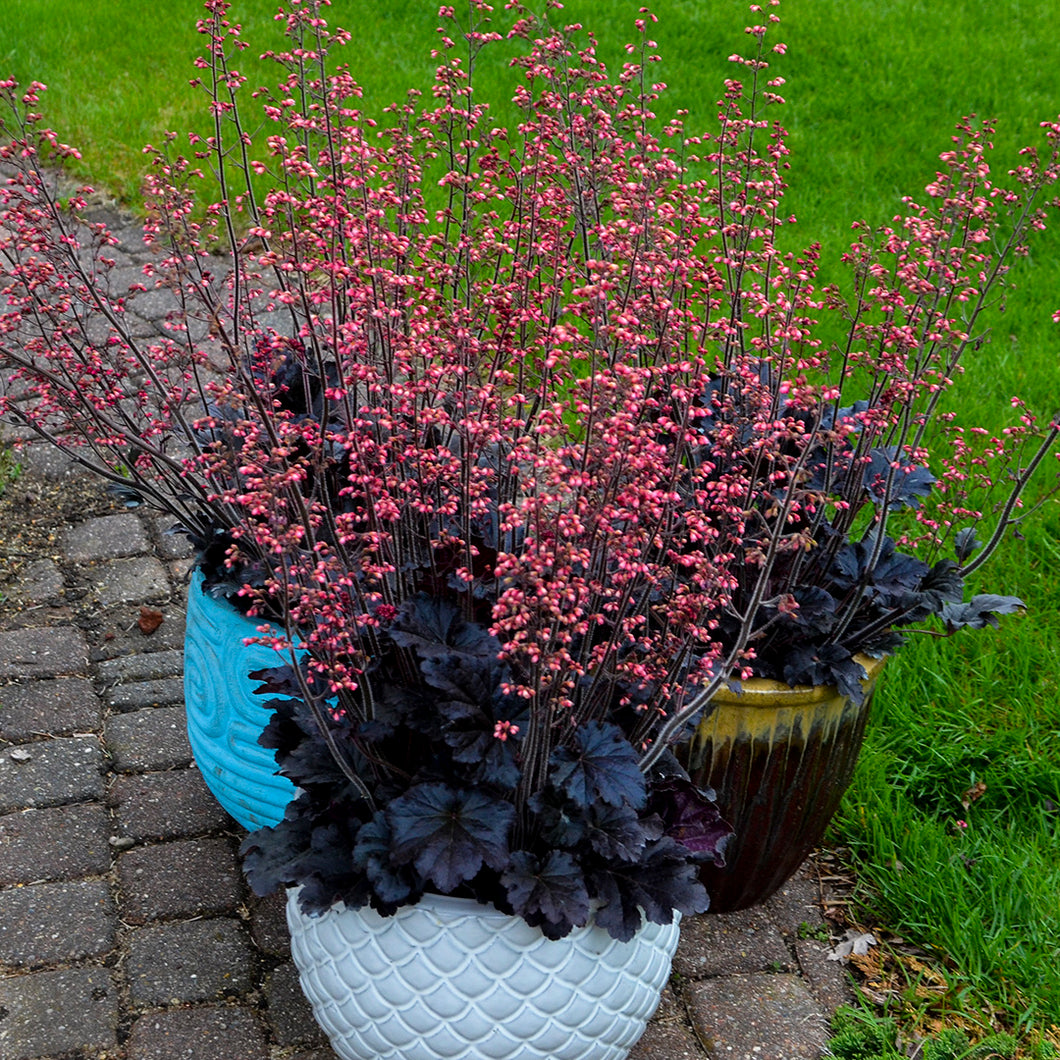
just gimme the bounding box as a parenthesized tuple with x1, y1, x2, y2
(4, 0, 1059, 1044)
(834, 524, 1060, 1040)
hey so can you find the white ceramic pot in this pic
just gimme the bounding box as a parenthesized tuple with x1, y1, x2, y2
(285, 889, 680, 1060)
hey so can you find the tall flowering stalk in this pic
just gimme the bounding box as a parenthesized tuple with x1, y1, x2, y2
(2, 1, 1058, 935)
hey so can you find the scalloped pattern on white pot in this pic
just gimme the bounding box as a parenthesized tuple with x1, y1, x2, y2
(183, 569, 297, 830)
(286, 890, 679, 1060)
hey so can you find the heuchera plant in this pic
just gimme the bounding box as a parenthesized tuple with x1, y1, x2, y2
(2, 0, 1058, 939)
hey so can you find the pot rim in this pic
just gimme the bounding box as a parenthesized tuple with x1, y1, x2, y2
(189, 566, 299, 647)
(706, 653, 886, 708)
(287, 886, 530, 923)
(189, 567, 267, 625)
(286, 887, 682, 935)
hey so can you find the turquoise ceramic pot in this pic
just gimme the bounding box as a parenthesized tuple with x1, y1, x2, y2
(183, 569, 297, 830)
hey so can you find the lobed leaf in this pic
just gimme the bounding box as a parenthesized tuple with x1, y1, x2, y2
(650, 778, 735, 864)
(501, 850, 592, 939)
(391, 595, 500, 661)
(387, 783, 515, 893)
(549, 721, 647, 811)
(351, 810, 420, 908)
(590, 836, 711, 942)
(940, 595, 1026, 632)
(862, 447, 936, 510)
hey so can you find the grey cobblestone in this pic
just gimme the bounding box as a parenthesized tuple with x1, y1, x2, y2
(110, 767, 233, 840)
(106, 262, 155, 293)
(98, 647, 185, 684)
(673, 902, 794, 980)
(0, 966, 119, 1060)
(0, 803, 112, 884)
(629, 1020, 705, 1060)
(8, 558, 65, 604)
(687, 973, 831, 1060)
(99, 645, 186, 712)
(63, 512, 152, 561)
(122, 282, 186, 324)
(91, 604, 187, 659)
(126, 1004, 271, 1060)
(12, 442, 83, 480)
(0, 878, 116, 967)
(126, 918, 258, 1004)
(82, 206, 149, 257)
(153, 513, 195, 559)
(265, 961, 327, 1047)
(0, 676, 102, 740)
(0, 626, 88, 679)
(169, 557, 195, 587)
(118, 836, 242, 924)
(0, 735, 105, 813)
(105, 705, 193, 771)
(108, 674, 186, 710)
(123, 309, 165, 338)
(794, 936, 856, 1011)
(248, 889, 291, 957)
(88, 555, 171, 606)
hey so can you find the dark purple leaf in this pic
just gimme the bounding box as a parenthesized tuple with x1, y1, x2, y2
(588, 869, 643, 942)
(776, 586, 837, 631)
(530, 793, 589, 849)
(250, 664, 303, 698)
(833, 536, 929, 609)
(940, 595, 1026, 632)
(391, 595, 499, 660)
(241, 805, 363, 914)
(240, 814, 314, 898)
(860, 632, 906, 657)
(352, 811, 419, 906)
(862, 447, 936, 510)
(549, 721, 647, 810)
(387, 783, 514, 893)
(105, 482, 145, 508)
(281, 737, 351, 786)
(583, 803, 659, 863)
(650, 779, 735, 864)
(919, 560, 964, 606)
(590, 836, 710, 941)
(446, 727, 522, 788)
(954, 528, 982, 562)
(501, 850, 591, 939)
(783, 646, 868, 703)
(421, 652, 497, 704)
(255, 694, 350, 785)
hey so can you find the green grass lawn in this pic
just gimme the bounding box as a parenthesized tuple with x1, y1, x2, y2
(4, 0, 1059, 1048)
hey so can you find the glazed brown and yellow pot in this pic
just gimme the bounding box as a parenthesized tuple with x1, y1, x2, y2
(680, 656, 885, 913)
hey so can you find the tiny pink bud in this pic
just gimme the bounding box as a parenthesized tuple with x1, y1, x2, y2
(492, 720, 520, 742)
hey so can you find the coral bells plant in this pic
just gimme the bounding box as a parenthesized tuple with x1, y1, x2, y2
(2, 0, 1060, 939)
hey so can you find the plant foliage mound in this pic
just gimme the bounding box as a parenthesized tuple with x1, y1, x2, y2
(241, 595, 731, 939)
